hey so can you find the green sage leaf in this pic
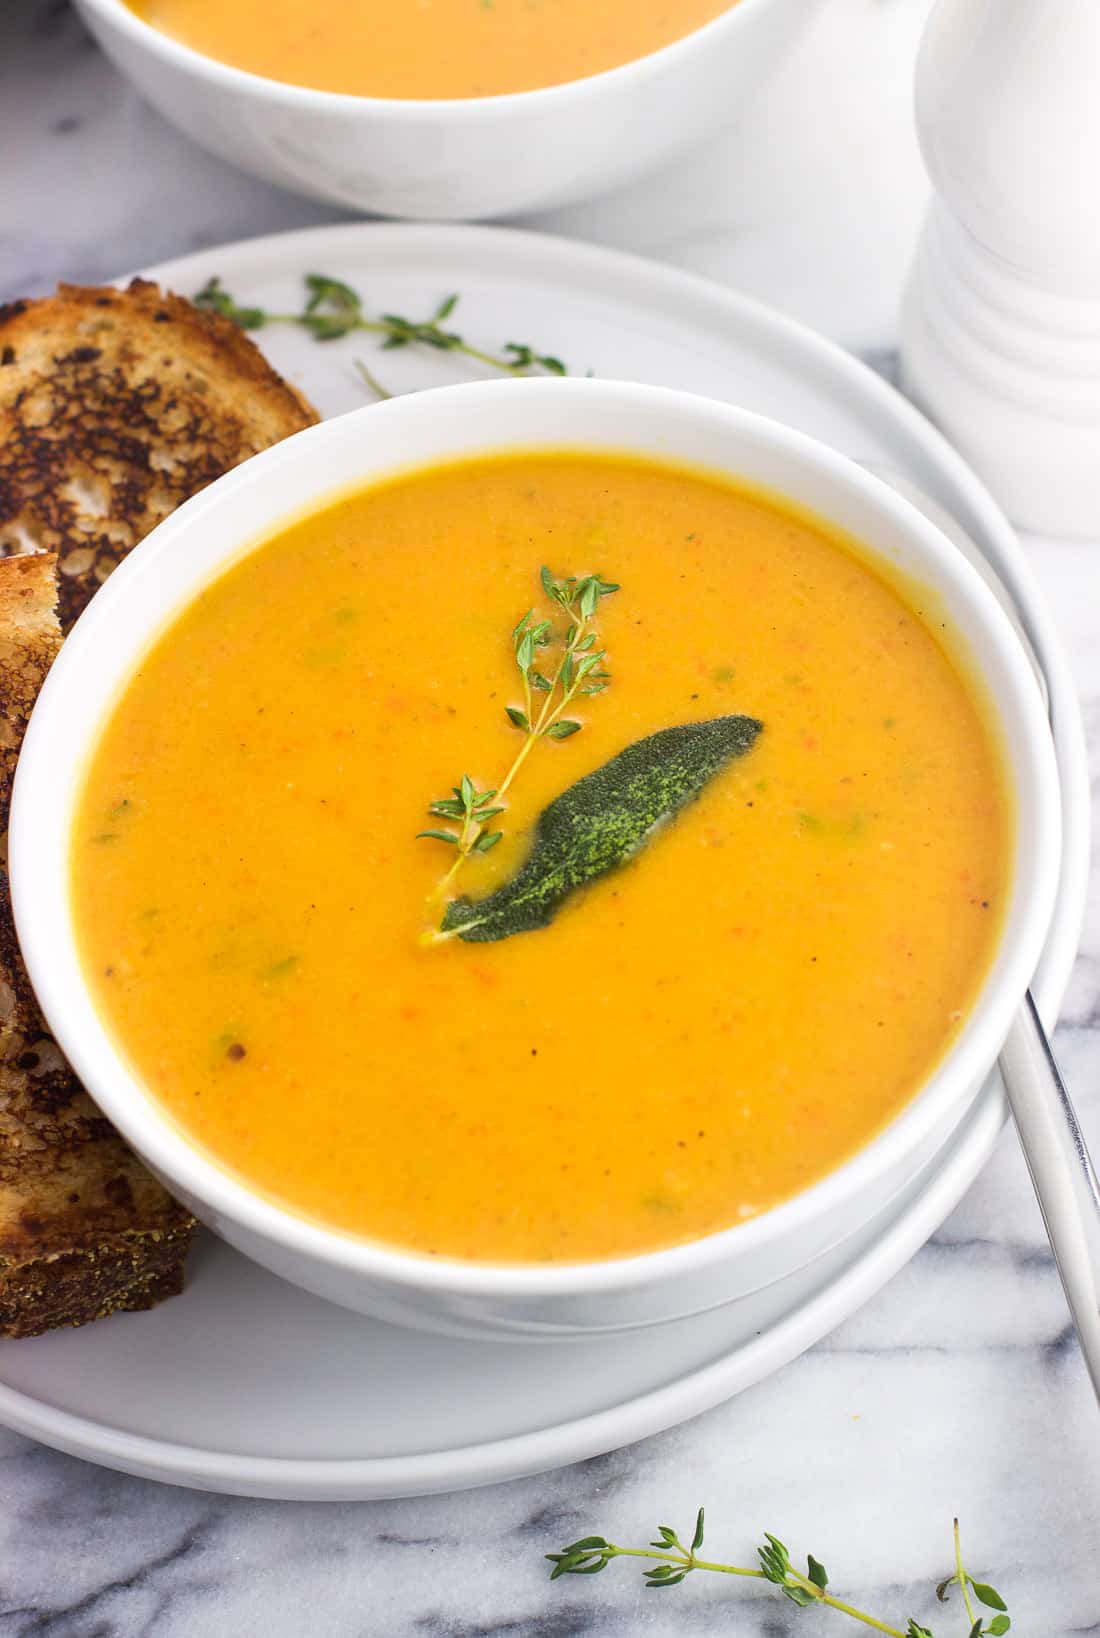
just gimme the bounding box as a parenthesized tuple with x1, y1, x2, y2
(442, 717, 761, 944)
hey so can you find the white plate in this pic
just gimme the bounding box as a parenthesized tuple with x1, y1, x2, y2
(0, 223, 1087, 1500)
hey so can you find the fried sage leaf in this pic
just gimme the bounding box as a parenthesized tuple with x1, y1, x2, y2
(441, 715, 762, 943)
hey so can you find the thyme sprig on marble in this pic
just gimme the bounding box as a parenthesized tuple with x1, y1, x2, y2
(547, 1513, 1010, 1637)
(195, 274, 567, 397)
(418, 566, 618, 917)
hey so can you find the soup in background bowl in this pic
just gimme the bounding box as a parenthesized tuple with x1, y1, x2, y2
(74, 0, 820, 219)
(10, 380, 1060, 1338)
(127, 0, 740, 100)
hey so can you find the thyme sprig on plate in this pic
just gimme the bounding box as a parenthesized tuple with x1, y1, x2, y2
(195, 274, 567, 395)
(418, 566, 618, 920)
(547, 1513, 1010, 1637)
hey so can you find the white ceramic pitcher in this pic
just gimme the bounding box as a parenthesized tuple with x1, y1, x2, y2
(900, 0, 1100, 538)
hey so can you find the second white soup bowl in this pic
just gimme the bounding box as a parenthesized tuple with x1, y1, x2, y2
(73, 0, 821, 220)
(10, 379, 1060, 1339)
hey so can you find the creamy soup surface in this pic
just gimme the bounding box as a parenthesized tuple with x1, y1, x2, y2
(127, 0, 736, 99)
(73, 453, 1009, 1263)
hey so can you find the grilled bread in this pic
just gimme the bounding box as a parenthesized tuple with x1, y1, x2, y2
(0, 553, 195, 1338)
(0, 277, 317, 631)
(0, 278, 319, 1335)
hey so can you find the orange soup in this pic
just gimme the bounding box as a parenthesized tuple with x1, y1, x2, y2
(127, 0, 736, 99)
(72, 453, 1009, 1263)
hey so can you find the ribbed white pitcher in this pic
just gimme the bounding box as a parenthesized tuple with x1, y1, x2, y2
(900, 0, 1100, 537)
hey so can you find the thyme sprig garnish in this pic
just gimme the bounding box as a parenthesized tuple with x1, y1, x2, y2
(547, 1513, 1010, 1637)
(502, 565, 618, 785)
(417, 566, 618, 919)
(195, 274, 567, 397)
(418, 775, 505, 862)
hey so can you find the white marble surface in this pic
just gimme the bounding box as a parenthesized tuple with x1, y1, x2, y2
(1, 2, 1098, 1633)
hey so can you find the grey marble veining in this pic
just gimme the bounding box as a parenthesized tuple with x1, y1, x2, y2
(1, 4, 1098, 1635)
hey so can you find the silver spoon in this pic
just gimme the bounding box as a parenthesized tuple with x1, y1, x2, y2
(1000, 992, 1100, 1399)
(864, 463, 1100, 1402)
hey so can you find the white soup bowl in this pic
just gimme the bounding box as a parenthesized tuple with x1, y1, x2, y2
(74, 0, 821, 221)
(10, 378, 1060, 1339)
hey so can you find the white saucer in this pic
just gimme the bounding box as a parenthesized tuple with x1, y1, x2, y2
(0, 223, 1086, 1500)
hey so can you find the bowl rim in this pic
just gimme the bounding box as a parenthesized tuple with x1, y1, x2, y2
(10, 377, 1063, 1301)
(77, 0, 771, 116)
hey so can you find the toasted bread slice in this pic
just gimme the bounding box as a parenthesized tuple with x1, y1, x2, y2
(0, 278, 318, 631)
(0, 553, 194, 1338)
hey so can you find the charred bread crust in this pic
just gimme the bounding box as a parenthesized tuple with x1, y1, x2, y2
(0, 277, 318, 630)
(0, 552, 195, 1338)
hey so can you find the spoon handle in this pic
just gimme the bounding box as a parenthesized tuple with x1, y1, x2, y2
(999, 991, 1100, 1401)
